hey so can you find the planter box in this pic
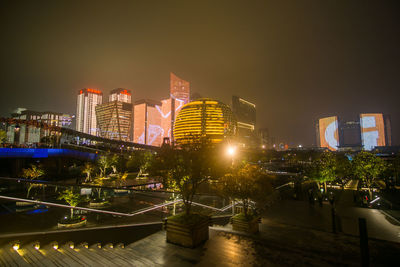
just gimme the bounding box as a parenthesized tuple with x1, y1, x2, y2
(231, 216, 259, 234)
(166, 215, 209, 248)
(58, 218, 87, 228)
(89, 201, 109, 208)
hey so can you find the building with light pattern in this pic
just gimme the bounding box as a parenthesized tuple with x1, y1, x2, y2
(173, 98, 237, 144)
(133, 99, 163, 146)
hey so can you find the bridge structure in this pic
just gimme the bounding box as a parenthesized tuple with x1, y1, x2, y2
(0, 117, 158, 156)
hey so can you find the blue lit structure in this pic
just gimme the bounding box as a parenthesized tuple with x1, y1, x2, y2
(0, 148, 97, 160)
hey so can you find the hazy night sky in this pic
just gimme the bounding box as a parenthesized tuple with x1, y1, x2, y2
(1, 0, 399, 146)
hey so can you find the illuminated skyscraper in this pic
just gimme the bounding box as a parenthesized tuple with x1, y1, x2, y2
(76, 88, 103, 136)
(159, 73, 190, 142)
(316, 116, 339, 151)
(96, 101, 133, 141)
(170, 72, 190, 104)
(133, 99, 162, 146)
(231, 96, 256, 147)
(109, 88, 132, 103)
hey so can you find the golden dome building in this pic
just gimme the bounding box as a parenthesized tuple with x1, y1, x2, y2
(173, 98, 237, 144)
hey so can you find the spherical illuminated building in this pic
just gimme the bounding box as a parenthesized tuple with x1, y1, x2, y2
(173, 98, 237, 144)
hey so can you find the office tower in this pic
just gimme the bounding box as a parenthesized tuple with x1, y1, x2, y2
(133, 99, 162, 146)
(76, 88, 103, 136)
(96, 101, 133, 141)
(231, 96, 256, 147)
(160, 73, 190, 142)
(170, 72, 190, 104)
(109, 88, 132, 103)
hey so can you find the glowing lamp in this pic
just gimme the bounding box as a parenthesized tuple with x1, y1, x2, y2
(13, 243, 20, 251)
(227, 146, 236, 156)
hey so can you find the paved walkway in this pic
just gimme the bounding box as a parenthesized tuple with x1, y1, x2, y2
(1, 219, 399, 266)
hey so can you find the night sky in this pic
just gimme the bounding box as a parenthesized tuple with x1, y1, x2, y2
(1, 0, 399, 146)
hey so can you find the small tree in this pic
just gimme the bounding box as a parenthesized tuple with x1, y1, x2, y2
(352, 151, 386, 198)
(165, 140, 213, 216)
(115, 172, 128, 187)
(22, 165, 45, 198)
(97, 154, 114, 177)
(82, 162, 94, 183)
(307, 152, 337, 193)
(220, 162, 269, 217)
(58, 188, 83, 218)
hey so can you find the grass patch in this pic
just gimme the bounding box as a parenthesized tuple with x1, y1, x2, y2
(168, 213, 209, 226)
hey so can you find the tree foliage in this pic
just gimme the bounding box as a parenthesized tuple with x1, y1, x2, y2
(352, 151, 386, 189)
(22, 164, 45, 198)
(0, 130, 7, 144)
(306, 151, 337, 191)
(58, 187, 84, 218)
(161, 140, 214, 215)
(82, 162, 95, 183)
(220, 162, 272, 216)
(97, 154, 118, 177)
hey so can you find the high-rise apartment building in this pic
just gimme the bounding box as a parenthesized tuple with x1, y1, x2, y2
(76, 88, 103, 136)
(133, 99, 162, 146)
(109, 88, 132, 103)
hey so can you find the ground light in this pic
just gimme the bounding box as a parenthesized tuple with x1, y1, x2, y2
(12, 243, 20, 251)
(34, 242, 40, 250)
(52, 242, 59, 250)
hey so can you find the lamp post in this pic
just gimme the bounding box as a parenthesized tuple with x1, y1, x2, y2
(226, 145, 236, 215)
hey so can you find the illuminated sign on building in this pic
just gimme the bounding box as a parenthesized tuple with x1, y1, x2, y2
(360, 113, 386, 150)
(318, 116, 339, 151)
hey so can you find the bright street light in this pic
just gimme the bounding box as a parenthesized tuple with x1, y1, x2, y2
(227, 146, 236, 156)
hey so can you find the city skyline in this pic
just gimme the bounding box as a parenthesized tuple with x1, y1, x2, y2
(1, 1, 399, 146)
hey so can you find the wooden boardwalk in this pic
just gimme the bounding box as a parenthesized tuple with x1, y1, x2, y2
(1, 220, 400, 266)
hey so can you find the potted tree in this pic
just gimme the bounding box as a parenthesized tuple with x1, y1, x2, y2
(58, 188, 86, 228)
(220, 162, 271, 234)
(159, 140, 213, 248)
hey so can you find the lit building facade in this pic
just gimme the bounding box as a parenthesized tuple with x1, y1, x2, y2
(109, 88, 132, 103)
(76, 88, 103, 136)
(316, 113, 392, 151)
(95, 101, 133, 141)
(170, 72, 190, 104)
(133, 99, 162, 146)
(160, 73, 190, 142)
(173, 98, 237, 144)
(6, 108, 73, 144)
(231, 96, 256, 147)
